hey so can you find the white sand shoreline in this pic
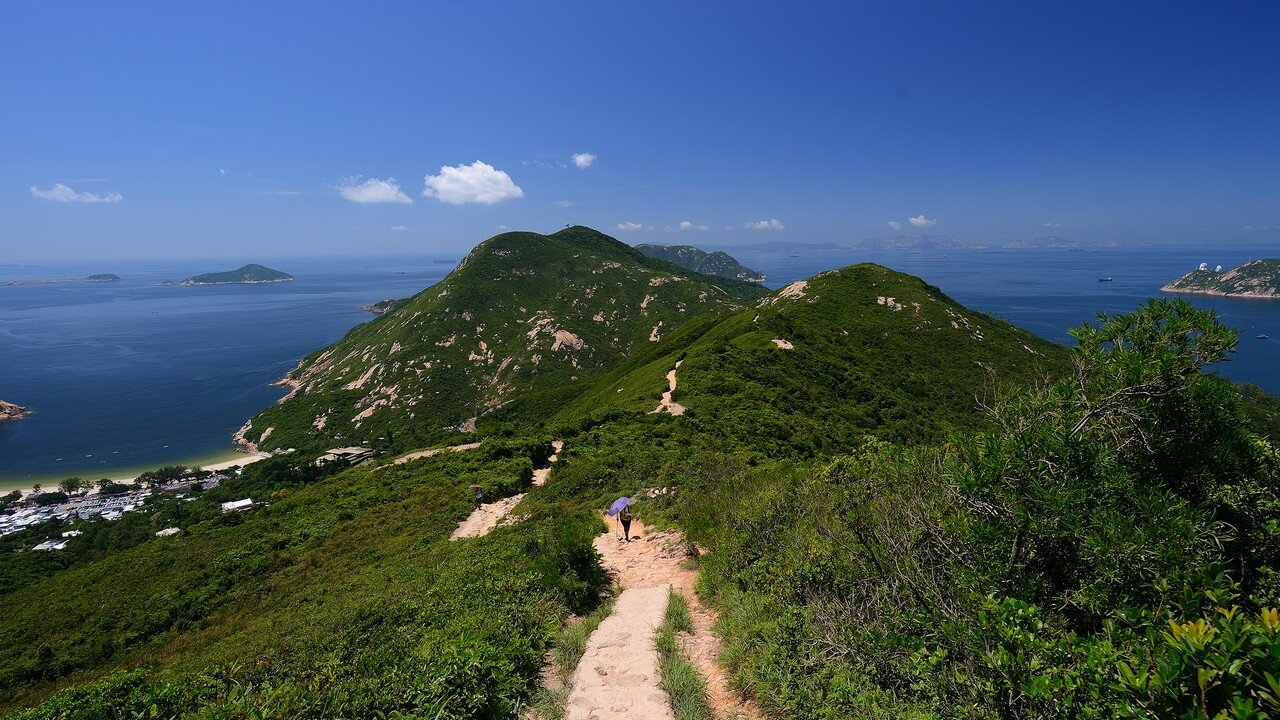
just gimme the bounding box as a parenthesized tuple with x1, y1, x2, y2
(2, 451, 271, 499)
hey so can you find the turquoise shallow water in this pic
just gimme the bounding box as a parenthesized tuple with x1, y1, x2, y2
(1, 245, 1276, 487)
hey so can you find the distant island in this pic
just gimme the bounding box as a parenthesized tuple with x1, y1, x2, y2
(360, 299, 405, 315)
(5, 278, 77, 286)
(181, 264, 294, 286)
(634, 244, 766, 282)
(857, 235, 984, 250)
(1003, 236, 1128, 249)
(1162, 259, 1280, 299)
(714, 241, 846, 253)
(0, 400, 31, 422)
(84, 273, 121, 282)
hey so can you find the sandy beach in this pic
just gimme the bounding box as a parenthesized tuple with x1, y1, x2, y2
(4, 451, 270, 499)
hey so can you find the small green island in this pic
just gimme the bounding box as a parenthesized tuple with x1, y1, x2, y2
(634, 243, 765, 282)
(181, 263, 294, 286)
(1162, 258, 1280, 299)
(84, 273, 121, 282)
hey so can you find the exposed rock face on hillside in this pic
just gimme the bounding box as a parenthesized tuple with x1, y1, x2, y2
(1162, 259, 1280, 299)
(0, 400, 32, 422)
(634, 244, 765, 282)
(241, 227, 767, 452)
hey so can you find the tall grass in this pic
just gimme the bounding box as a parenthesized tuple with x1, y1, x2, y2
(656, 590, 714, 720)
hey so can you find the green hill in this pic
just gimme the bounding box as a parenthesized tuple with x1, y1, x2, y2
(240, 227, 768, 453)
(181, 264, 294, 286)
(4, 227, 1279, 720)
(1162, 258, 1280, 298)
(634, 244, 766, 283)
(557, 263, 1067, 454)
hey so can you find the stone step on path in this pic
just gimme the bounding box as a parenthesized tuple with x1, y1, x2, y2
(565, 585, 674, 720)
(449, 440, 562, 541)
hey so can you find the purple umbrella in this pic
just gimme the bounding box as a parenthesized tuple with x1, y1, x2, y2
(608, 496, 631, 516)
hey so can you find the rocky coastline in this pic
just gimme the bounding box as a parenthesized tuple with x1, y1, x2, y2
(0, 400, 32, 422)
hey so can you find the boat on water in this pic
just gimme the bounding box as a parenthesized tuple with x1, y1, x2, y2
(1257, 334, 1271, 340)
(1098, 277, 1113, 282)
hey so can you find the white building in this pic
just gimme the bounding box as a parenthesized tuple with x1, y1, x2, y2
(221, 498, 254, 513)
(155, 527, 181, 537)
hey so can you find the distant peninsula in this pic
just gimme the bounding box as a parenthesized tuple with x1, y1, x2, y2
(634, 244, 766, 283)
(1003, 236, 1128, 249)
(5, 278, 77, 286)
(1162, 259, 1280, 299)
(84, 273, 121, 282)
(857, 235, 983, 250)
(0, 400, 32, 422)
(181, 264, 294, 286)
(360, 299, 406, 315)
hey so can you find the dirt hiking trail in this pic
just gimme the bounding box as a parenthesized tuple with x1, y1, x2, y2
(565, 517, 761, 719)
(450, 440, 562, 540)
(650, 361, 686, 416)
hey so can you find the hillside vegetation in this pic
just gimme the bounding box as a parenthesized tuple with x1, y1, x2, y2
(634, 244, 766, 283)
(241, 227, 767, 454)
(3, 226, 1278, 719)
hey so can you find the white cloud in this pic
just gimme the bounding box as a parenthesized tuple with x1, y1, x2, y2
(551, 199, 575, 207)
(571, 152, 596, 169)
(723, 225, 735, 231)
(745, 219, 785, 230)
(679, 221, 709, 231)
(389, 225, 411, 231)
(887, 221, 902, 231)
(29, 183, 123, 203)
(219, 168, 227, 177)
(1043, 221, 1062, 228)
(423, 161, 524, 205)
(616, 221, 643, 231)
(908, 214, 936, 228)
(337, 177, 412, 204)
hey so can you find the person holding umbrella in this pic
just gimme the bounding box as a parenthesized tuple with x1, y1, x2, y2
(608, 496, 634, 542)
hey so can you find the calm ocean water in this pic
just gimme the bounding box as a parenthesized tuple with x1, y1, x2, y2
(0, 257, 454, 488)
(1, 245, 1276, 488)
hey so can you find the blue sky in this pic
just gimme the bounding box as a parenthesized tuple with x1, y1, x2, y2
(3, 1, 1278, 259)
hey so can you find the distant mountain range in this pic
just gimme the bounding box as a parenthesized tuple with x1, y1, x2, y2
(1002, 236, 1128, 249)
(634, 244, 765, 282)
(856, 235, 984, 250)
(714, 241, 846, 253)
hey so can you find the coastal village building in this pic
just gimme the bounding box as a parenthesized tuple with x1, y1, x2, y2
(155, 527, 181, 537)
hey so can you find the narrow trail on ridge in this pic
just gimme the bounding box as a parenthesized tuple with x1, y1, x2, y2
(565, 517, 761, 720)
(449, 440, 561, 540)
(650, 360, 686, 416)
(385, 441, 482, 467)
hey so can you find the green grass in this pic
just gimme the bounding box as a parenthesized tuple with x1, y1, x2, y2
(529, 593, 618, 719)
(656, 590, 714, 720)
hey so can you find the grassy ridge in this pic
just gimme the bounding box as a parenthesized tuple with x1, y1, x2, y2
(0, 442, 606, 718)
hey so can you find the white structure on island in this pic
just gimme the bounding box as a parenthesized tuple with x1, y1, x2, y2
(220, 498, 254, 513)
(155, 527, 181, 537)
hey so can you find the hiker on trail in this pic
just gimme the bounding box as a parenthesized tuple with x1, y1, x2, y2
(619, 505, 634, 542)
(471, 484, 484, 511)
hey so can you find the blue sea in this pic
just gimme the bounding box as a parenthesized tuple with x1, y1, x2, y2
(1, 245, 1277, 488)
